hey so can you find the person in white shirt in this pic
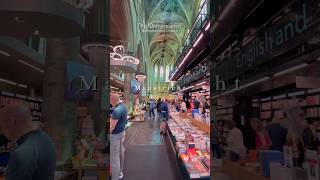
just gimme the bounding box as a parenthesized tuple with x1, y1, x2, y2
(226, 120, 246, 161)
(181, 101, 187, 113)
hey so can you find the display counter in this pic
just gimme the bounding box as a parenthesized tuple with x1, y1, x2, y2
(167, 113, 210, 180)
(191, 118, 210, 135)
(222, 160, 269, 180)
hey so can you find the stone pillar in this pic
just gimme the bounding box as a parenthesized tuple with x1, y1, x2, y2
(87, 45, 108, 139)
(123, 73, 134, 112)
(82, 0, 109, 139)
(42, 37, 80, 162)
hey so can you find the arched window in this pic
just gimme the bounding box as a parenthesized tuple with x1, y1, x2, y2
(199, 0, 207, 23)
(155, 65, 158, 80)
(160, 65, 164, 82)
(166, 65, 170, 82)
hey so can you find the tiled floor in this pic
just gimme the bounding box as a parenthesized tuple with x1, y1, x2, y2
(122, 115, 182, 180)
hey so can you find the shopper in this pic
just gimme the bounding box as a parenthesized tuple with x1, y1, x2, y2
(110, 94, 128, 180)
(251, 118, 271, 150)
(283, 109, 305, 167)
(192, 97, 200, 117)
(204, 99, 210, 109)
(149, 98, 155, 118)
(174, 100, 180, 112)
(212, 123, 221, 159)
(267, 117, 288, 151)
(303, 117, 320, 151)
(0, 103, 56, 180)
(193, 97, 200, 109)
(188, 99, 194, 113)
(156, 98, 162, 119)
(181, 101, 187, 113)
(226, 120, 246, 161)
(160, 99, 169, 135)
(243, 122, 257, 150)
(201, 99, 210, 115)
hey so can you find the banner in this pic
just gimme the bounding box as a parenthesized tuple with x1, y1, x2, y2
(65, 61, 96, 101)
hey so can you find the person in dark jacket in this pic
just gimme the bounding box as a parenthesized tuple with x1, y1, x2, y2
(0, 103, 56, 180)
(268, 117, 287, 151)
(160, 99, 169, 135)
(211, 123, 221, 159)
(156, 98, 162, 120)
(303, 117, 320, 151)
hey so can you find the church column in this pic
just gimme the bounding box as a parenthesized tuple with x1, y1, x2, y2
(42, 37, 80, 162)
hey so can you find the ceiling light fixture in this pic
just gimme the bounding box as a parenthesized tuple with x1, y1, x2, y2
(195, 81, 207, 87)
(180, 85, 194, 92)
(273, 63, 308, 77)
(193, 33, 204, 48)
(307, 88, 320, 94)
(261, 97, 272, 102)
(221, 88, 239, 96)
(0, 78, 17, 86)
(212, 95, 220, 99)
(18, 60, 45, 73)
(0, 50, 11, 57)
(205, 22, 210, 31)
(110, 45, 140, 65)
(14, 17, 25, 23)
(17, 84, 28, 89)
(218, 0, 237, 21)
(178, 49, 193, 68)
(240, 77, 270, 89)
(288, 91, 305, 97)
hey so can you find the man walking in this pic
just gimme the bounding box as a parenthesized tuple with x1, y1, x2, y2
(160, 99, 169, 135)
(149, 98, 155, 118)
(110, 94, 128, 180)
(156, 98, 162, 120)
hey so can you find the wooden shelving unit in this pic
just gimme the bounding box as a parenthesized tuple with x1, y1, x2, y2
(216, 105, 234, 154)
(0, 91, 42, 121)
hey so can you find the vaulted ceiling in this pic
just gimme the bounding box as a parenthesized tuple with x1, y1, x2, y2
(144, 0, 201, 67)
(110, 0, 202, 75)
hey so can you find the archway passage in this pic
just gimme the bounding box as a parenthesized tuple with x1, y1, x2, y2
(110, 1, 204, 180)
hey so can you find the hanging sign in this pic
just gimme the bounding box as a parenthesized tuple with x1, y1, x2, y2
(177, 61, 209, 87)
(216, 1, 320, 84)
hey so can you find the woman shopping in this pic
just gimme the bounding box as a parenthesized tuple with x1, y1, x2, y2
(250, 118, 271, 150)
